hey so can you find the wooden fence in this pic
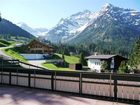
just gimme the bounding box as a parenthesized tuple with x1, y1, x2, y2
(0, 60, 140, 103)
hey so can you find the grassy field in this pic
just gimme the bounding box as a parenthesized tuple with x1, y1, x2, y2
(0, 39, 12, 47)
(0, 39, 26, 62)
(42, 63, 74, 71)
(0, 42, 7, 47)
(42, 53, 80, 71)
(55, 53, 80, 64)
(3, 48, 27, 62)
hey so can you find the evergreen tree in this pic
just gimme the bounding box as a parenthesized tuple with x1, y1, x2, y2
(129, 39, 140, 69)
(118, 61, 128, 73)
(62, 50, 65, 61)
(61, 48, 67, 67)
(79, 52, 87, 65)
(101, 61, 108, 72)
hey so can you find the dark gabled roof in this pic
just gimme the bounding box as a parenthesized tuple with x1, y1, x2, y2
(85, 54, 128, 60)
(85, 54, 115, 59)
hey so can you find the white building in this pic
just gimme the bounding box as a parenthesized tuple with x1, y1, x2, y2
(85, 55, 127, 73)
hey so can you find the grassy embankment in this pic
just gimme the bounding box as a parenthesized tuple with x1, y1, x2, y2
(3, 48, 27, 62)
(0, 39, 26, 62)
(42, 53, 80, 71)
(0, 39, 12, 47)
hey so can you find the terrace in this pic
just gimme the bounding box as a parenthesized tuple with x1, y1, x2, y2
(0, 60, 139, 105)
(0, 85, 130, 105)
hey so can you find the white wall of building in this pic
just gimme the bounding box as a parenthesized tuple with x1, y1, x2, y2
(87, 58, 115, 73)
(87, 59, 102, 73)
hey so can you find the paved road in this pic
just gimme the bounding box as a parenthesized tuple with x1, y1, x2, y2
(0, 45, 15, 60)
(28, 60, 47, 68)
(0, 50, 12, 60)
(0, 49, 12, 60)
(0, 85, 132, 105)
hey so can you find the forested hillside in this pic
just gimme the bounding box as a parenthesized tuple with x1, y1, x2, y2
(0, 19, 34, 41)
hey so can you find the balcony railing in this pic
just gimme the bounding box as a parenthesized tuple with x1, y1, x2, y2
(0, 60, 139, 104)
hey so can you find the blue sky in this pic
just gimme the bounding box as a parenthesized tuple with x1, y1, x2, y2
(0, 0, 140, 28)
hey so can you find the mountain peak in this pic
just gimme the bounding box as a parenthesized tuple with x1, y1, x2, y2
(101, 3, 135, 12)
(103, 3, 114, 8)
(70, 10, 91, 18)
(17, 22, 48, 37)
(44, 3, 140, 45)
(101, 3, 115, 12)
(58, 18, 65, 25)
(83, 10, 91, 13)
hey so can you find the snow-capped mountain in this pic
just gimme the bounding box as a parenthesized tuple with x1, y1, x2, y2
(99, 3, 140, 29)
(17, 22, 48, 37)
(69, 3, 140, 45)
(44, 3, 140, 45)
(44, 10, 95, 43)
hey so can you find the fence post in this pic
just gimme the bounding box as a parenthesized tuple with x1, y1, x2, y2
(79, 73, 82, 95)
(54, 71, 57, 91)
(109, 73, 112, 97)
(1, 60, 3, 84)
(114, 74, 118, 100)
(9, 71, 11, 85)
(34, 69, 36, 87)
(28, 73, 31, 87)
(16, 67, 19, 85)
(51, 72, 54, 91)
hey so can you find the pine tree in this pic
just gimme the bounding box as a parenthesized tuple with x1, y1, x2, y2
(62, 50, 65, 61)
(101, 61, 108, 72)
(61, 48, 66, 67)
(79, 52, 86, 65)
(129, 39, 140, 69)
(118, 61, 128, 73)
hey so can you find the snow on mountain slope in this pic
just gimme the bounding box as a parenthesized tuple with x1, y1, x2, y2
(17, 22, 48, 37)
(44, 10, 96, 43)
(45, 3, 140, 44)
(68, 3, 140, 45)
